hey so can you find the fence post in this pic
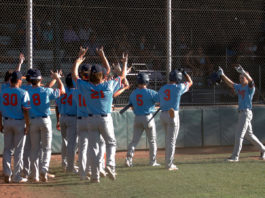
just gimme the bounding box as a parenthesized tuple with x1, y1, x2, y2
(166, 0, 172, 83)
(27, 0, 33, 69)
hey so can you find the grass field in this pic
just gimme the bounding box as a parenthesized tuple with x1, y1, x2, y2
(2, 148, 263, 198)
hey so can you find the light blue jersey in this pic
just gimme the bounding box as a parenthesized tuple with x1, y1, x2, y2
(27, 86, 60, 118)
(21, 84, 32, 91)
(233, 84, 255, 110)
(56, 88, 77, 116)
(1, 83, 10, 91)
(0, 87, 30, 119)
(77, 77, 121, 115)
(129, 88, 159, 115)
(158, 82, 190, 111)
(75, 80, 91, 117)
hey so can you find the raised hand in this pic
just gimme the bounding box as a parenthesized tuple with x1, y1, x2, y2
(217, 66, 224, 76)
(50, 70, 62, 79)
(78, 46, 88, 59)
(121, 53, 128, 63)
(96, 46, 105, 57)
(19, 53, 25, 64)
(234, 64, 245, 75)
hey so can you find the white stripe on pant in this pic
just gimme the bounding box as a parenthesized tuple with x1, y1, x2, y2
(30, 116, 52, 180)
(3, 119, 25, 181)
(160, 111, 180, 168)
(232, 109, 265, 159)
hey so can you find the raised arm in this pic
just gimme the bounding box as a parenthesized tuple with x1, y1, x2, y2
(181, 68, 193, 87)
(51, 70, 65, 95)
(113, 78, 130, 98)
(218, 67, 234, 89)
(96, 46, 111, 75)
(235, 64, 254, 88)
(72, 47, 88, 82)
(120, 53, 128, 80)
(16, 53, 25, 71)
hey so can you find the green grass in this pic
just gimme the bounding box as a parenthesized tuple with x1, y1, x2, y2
(26, 152, 265, 198)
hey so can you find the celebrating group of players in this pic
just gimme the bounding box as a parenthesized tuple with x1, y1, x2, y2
(0, 46, 264, 184)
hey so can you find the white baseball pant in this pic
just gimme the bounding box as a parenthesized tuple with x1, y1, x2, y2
(127, 114, 157, 165)
(3, 119, 25, 181)
(30, 116, 52, 180)
(231, 109, 265, 159)
(160, 111, 180, 168)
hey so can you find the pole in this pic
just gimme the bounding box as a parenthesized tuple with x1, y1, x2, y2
(27, 0, 33, 69)
(166, 0, 172, 83)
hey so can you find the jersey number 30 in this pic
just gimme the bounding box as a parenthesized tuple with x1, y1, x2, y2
(3, 93, 18, 106)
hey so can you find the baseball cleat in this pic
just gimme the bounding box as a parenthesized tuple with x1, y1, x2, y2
(168, 164, 179, 171)
(125, 157, 132, 167)
(106, 166, 116, 180)
(12, 177, 28, 183)
(226, 157, 239, 162)
(4, 175, 11, 183)
(90, 178, 100, 183)
(40, 172, 48, 182)
(260, 151, 265, 160)
(80, 176, 90, 181)
(150, 162, 161, 167)
(100, 170, 107, 177)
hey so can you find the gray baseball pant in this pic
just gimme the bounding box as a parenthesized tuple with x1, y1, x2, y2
(127, 114, 157, 164)
(160, 111, 180, 168)
(30, 116, 52, 180)
(232, 109, 265, 159)
(3, 119, 25, 181)
(60, 115, 77, 171)
(77, 117, 91, 178)
(87, 114, 116, 180)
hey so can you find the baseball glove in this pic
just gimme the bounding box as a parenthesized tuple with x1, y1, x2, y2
(169, 108, 175, 118)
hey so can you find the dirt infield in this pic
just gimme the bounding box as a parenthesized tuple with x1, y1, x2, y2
(0, 145, 261, 198)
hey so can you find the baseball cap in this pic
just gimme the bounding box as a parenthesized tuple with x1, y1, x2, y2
(91, 65, 102, 74)
(30, 69, 42, 80)
(10, 71, 23, 81)
(80, 64, 91, 73)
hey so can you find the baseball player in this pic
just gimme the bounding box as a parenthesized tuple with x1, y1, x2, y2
(158, 69, 193, 170)
(56, 73, 78, 173)
(72, 47, 127, 183)
(28, 69, 65, 182)
(0, 71, 30, 183)
(125, 73, 160, 167)
(218, 65, 265, 161)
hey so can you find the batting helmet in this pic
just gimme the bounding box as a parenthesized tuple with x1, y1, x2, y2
(169, 69, 182, 83)
(207, 71, 222, 86)
(137, 73, 149, 85)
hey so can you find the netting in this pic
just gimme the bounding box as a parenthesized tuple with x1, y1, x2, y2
(1, 0, 265, 105)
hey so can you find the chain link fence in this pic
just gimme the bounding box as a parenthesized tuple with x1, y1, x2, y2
(1, 0, 265, 106)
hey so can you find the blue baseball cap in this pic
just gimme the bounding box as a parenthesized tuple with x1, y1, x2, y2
(80, 64, 91, 73)
(30, 69, 42, 80)
(10, 71, 23, 81)
(91, 65, 102, 74)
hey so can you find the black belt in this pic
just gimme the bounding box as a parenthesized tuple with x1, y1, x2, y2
(65, 114, 76, 117)
(5, 117, 23, 120)
(31, 116, 48, 119)
(88, 114, 108, 117)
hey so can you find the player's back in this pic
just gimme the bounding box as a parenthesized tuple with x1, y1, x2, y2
(129, 88, 158, 116)
(57, 87, 77, 116)
(158, 83, 189, 111)
(0, 87, 30, 119)
(27, 86, 60, 118)
(77, 78, 121, 115)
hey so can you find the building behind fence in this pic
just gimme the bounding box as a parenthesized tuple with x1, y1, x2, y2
(1, 0, 265, 105)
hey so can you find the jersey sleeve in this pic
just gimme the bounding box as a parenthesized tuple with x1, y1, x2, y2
(180, 82, 190, 95)
(248, 85, 255, 97)
(233, 83, 240, 94)
(22, 91, 31, 109)
(47, 88, 61, 100)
